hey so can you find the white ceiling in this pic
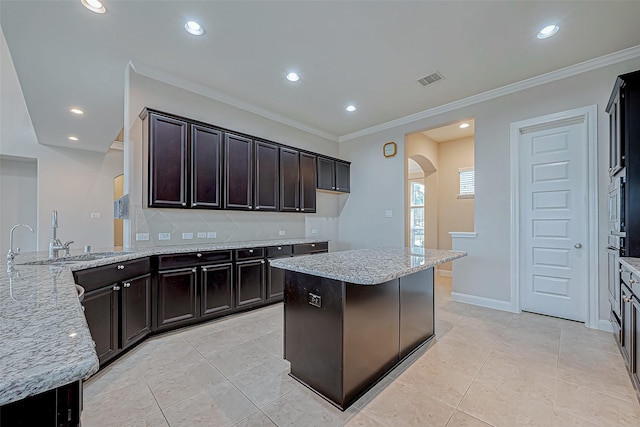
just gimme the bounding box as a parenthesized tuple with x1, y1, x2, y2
(422, 119, 475, 143)
(2, 1, 640, 153)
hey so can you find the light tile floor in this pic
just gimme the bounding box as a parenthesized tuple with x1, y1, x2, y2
(82, 276, 640, 426)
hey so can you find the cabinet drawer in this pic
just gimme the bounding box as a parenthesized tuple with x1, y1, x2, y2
(74, 258, 150, 292)
(293, 242, 328, 255)
(266, 245, 293, 258)
(157, 250, 232, 270)
(235, 247, 265, 261)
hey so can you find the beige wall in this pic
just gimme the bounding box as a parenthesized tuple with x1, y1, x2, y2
(124, 71, 343, 249)
(437, 136, 475, 273)
(1, 29, 123, 252)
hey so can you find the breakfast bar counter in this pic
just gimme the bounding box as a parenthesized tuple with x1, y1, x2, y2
(270, 247, 466, 410)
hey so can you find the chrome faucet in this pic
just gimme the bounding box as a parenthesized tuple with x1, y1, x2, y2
(7, 224, 35, 264)
(49, 210, 73, 259)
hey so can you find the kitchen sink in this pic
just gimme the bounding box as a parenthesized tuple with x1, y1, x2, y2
(19, 252, 133, 266)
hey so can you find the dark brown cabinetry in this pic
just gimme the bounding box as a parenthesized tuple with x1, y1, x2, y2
(300, 152, 317, 212)
(235, 248, 266, 307)
(145, 111, 223, 209)
(225, 133, 253, 210)
(155, 250, 233, 330)
(266, 245, 293, 300)
(619, 262, 640, 397)
(280, 148, 300, 212)
(317, 156, 350, 193)
(254, 140, 279, 211)
(74, 258, 152, 366)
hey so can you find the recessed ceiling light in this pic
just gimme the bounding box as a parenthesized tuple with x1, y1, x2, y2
(286, 72, 300, 82)
(459, 123, 470, 129)
(68, 136, 79, 141)
(346, 105, 357, 112)
(537, 25, 559, 39)
(185, 21, 204, 36)
(70, 108, 84, 115)
(80, 0, 106, 14)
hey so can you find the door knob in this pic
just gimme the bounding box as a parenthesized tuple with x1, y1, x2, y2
(574, 243, 582, 249)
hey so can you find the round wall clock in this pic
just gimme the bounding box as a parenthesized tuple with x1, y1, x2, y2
(383, 141, 397, 158)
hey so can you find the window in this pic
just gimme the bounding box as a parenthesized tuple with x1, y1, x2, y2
(410, 181, 425, 250)
(458, 167, 474, 199)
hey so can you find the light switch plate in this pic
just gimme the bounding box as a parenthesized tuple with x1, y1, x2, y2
(197, 232, 207, 238)
(311, 228, 318, 234)
(182, 232, 194, 240)
(278, 230, 286, 236)
(158, 233, 171, 241)
(90, 212, 101, 219)
(207, 232, 217, 238)
(135, 233, 149, 241)
(385, 210, 393, 218)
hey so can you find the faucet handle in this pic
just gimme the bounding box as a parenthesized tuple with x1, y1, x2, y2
(64, 240, 74, 247)
(15, 247, 20, 255)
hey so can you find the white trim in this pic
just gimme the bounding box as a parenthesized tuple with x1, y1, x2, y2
(598, 319, 615, 333)
(449, 232, 477, 239)
(437, 269, 452, 277)
(128, 61, 339, 143)
(451, 292, 517, 313)
(509, 105, 598, 328)
(339, 45, 640, 142)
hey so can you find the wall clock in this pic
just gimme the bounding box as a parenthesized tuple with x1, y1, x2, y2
(383, 141, 397, 158)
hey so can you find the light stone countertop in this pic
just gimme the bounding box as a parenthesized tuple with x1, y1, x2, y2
(269, 247, 467, 285)
(620, 257, 640, 277)
(0, 238, 326, 406)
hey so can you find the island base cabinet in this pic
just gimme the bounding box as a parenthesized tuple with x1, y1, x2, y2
(121, 274, 152, 350)
(284, 271, 403, 409)
(83, 286, 119, 365)
(399, 270, 434, 359)
(0, 380, 81, 427)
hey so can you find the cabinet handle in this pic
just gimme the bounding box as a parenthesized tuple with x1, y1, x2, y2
(630, 279, 636, 284)
(620, 268, 624, 273)
(261, 260, 265, 264)
(117, 265, 124, 270)
(301, 208, 305, 212)
(624, 297, 632, 303)
(192, 268, 197, 273)
(202, 267, 207, 272)
(311, 244, 316, 247)
(197, 253, 202, 257)
(249, 249, 254, 253)
(182, 203, 187, 207)
(113, 285, 121, 291)
(277, 246, 282, 250)
(192, 203, 197, 207)
(249, 205, 253, 209)
(296, 208, 300, 211)
(256, 207, 260, 210)
(332, 186, 335, 190)
(123, 282, 131, 288)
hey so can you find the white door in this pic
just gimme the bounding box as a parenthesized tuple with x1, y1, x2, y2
(520, 117, 588, 321)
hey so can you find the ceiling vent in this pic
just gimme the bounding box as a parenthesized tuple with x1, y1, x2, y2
(417, 72, 444, 87)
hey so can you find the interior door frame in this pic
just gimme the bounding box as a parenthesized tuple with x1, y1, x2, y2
(509, 105, 598, 328)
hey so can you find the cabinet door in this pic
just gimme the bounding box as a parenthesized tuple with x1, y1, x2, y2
(157, 267, 197, 329)
(335, 161, 350, 193)
(300, 152, 317, 213)
(609, 90, 624, 177)
(83, 285, 119, 365)
(255, 141, 279, 211)
(224, 133, 253, 209)
(201, 263, 234, 319)
(148, 113, 188, 208)
(317, 157, 335, 190)
(121, 274, 151, 349)
(267, 264, 286, 300)
(191, 124, 222, 208)
(280, 147, 300, 212)
(632, 296, 640, 388)
(622, 284, 633, 365)
(236, 259, 266, 307)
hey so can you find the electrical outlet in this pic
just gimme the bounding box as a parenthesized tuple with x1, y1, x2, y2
(158, 233, 171, 241)
(182, 232, 194, 240)
(135, 233, 149, 241)
(385, 210, 393, 218)
(90, 212, 101, 219)
(207, 231, 217, 238)
(197, 232, 207, 238)
(311, 228, 318, 234)
(278, 230, 286, 236)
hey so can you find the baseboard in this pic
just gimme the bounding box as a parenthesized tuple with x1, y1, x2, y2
(598, 319, 615, 333)
(437, 269, 452, 277)
(451, 292, 517, 313)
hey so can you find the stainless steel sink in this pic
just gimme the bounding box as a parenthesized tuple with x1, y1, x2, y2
(20, 252, 132, 266)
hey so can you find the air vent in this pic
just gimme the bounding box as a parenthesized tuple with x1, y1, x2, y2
(417, 72, 444, 87)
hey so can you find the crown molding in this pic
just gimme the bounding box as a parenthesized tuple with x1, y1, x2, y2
(128, 61, 339, 143)
(339, 45, 640, 143)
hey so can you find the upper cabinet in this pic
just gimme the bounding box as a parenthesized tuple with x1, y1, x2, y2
(142, 108, 347, 212)
(317, 156, 350, 193)
(148, 113, 188, 208)
(224, 133, 253, 210)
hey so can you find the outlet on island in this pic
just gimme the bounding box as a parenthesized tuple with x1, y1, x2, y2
(279, 230, 286, 236)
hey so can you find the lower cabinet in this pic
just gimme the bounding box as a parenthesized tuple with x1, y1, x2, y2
(235, 248, 266, 307)
(618, 262, 640, 396)
(82, 285, 119, 365)
(622, 283, 633, 365)
(156, 267, 198, 329)
(632, 296, 640, 388)
(201, 263, 234, 319)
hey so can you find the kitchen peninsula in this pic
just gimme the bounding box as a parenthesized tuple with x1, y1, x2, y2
(270, 247, 466, 410)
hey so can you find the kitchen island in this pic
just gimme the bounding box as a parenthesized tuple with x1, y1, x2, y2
(270, 247, 466, 410)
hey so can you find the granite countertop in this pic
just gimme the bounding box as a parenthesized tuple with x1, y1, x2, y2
(0, 238, 326, 406)
(620, 257, 640, 276)
(269, 247, 467, 285)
